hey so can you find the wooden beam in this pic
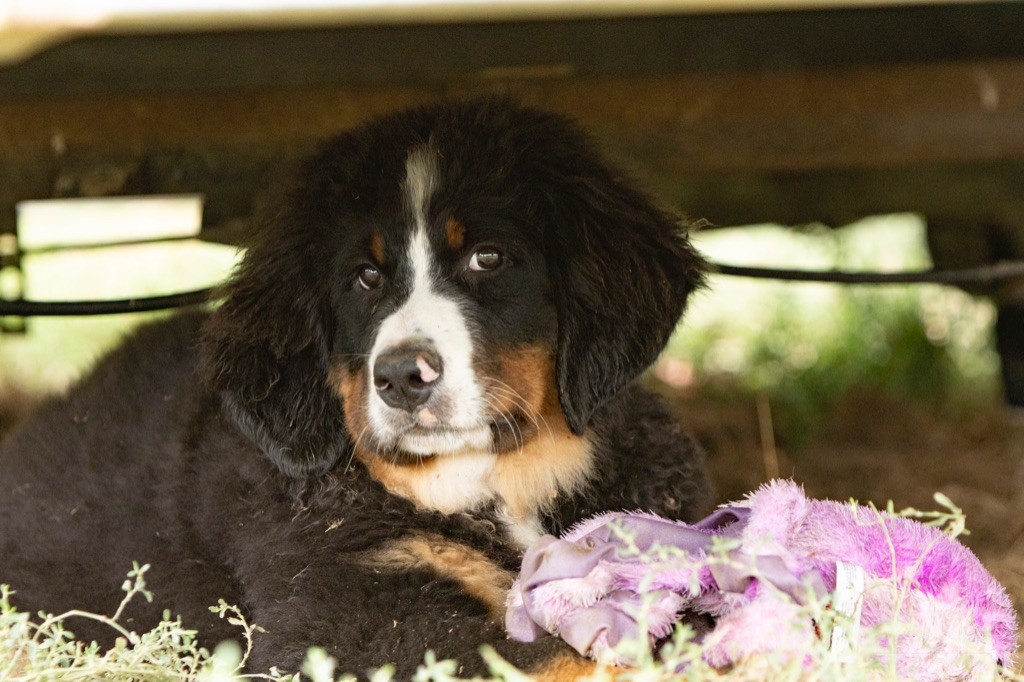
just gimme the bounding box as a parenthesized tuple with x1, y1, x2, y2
(2, 3, 1022, 98)
(3, 57, 1024, 230)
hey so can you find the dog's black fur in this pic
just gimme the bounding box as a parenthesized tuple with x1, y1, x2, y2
(0, 99, 711, 678)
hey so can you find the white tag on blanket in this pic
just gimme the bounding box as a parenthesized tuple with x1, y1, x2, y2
(830, 561, 866, 655)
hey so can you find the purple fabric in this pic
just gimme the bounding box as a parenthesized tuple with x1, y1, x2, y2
(505, 481, 1018, 679)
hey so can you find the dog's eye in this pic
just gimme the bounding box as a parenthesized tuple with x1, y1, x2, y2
(468, 248, 504, 272)
(357, 265, 383, 291)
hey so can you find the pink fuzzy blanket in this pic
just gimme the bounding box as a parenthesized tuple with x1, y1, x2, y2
(506, 480, 1017, 680)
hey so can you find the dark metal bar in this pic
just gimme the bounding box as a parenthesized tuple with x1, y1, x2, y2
(0, 288, 214, 316)
(711, 261, 1024, 285)
(7, 259, 1024, 318)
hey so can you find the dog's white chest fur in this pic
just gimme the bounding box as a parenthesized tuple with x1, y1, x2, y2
(363, 430, 593, 549)
(408, 450, 497, 514)
(388, 450, 545, 548)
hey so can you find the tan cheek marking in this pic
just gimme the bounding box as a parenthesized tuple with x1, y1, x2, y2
(491, 346, 548, 416)
(490, 349, 595, 521)
(370, 233, 386, 264)
(445, 217, 466, 251)
(362, 533, 513, 620)
(331, 365, 370, 446)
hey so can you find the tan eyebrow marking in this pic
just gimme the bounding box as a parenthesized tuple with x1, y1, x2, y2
(445, 217, 466, 251)
(370, 233, 385, 263)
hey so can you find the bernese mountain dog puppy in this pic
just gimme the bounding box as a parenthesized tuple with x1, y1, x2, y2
(0, 99, 712, 678)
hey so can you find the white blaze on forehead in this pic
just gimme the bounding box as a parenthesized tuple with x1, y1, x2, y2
(404, 146, 438, 223)
(367, 148, 486, 451)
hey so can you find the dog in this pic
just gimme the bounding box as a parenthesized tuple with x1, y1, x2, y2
(0, 99, 712, 678)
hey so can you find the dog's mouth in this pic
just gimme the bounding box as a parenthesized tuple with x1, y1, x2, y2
(398, 423, 492, 456)
(377, 409, 538, 461)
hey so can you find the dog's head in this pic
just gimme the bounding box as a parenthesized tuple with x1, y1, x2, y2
(203, 99, 705, 478)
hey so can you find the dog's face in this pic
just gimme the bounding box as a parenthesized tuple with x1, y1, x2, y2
(203, 99, 705, 479)
(331, 145, 560, 463)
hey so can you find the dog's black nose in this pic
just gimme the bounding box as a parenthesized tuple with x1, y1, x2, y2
(373, 346, 443, 412)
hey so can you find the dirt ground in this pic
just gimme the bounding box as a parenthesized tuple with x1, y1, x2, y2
(664, 383, 1024, 652)
(0, 385, 33, 439)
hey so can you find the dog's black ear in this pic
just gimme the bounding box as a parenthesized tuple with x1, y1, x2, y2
(201, 185, 348, 478)
(543, 151, 706, 435)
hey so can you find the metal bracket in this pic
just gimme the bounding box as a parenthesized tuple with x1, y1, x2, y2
(0, 207, 27, 334)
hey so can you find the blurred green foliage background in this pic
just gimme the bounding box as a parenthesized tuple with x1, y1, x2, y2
(665, 214, 1001, 447)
